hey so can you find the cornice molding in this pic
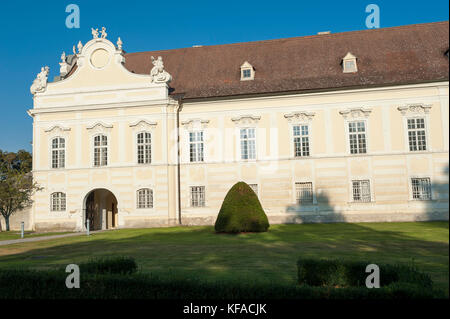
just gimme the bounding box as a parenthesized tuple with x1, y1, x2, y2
(397, 103, 432, 115)
(339, 107, 372, 119)
(284, 111, 315, 123)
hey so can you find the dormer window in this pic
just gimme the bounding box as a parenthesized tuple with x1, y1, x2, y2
(240, 61, 255, 81)
(342, 52, 358, 73)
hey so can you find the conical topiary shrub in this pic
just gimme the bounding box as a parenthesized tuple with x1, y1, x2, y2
(214, 181, 270, 233)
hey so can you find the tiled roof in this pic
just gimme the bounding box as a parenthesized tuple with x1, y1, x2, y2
(73, 22, 450, 99)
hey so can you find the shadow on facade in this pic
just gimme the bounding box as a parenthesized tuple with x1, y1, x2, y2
(425, 164, 449, 223)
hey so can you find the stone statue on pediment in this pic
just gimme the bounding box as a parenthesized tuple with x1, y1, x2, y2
(91, 27, 99, 39)
(30, 66, 50, 95)
(100, 27, 107, 39)
(150, 56, 172, 84)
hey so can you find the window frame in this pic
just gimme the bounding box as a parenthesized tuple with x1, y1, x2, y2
(50, 136, 66, 169)
(190, 186, 206, 207)
(346, 119, 369, 155)
(238, 127, 257, 161)
(189, 130, 205, 163)
(405, 116, 429, 152)
(92, 133, 109, 167)
(136, 131, 152, 164)
(295, 182, 314, 205)
(292, 123, 311, 157)
(136, 188, 154, 209)
(50, 192, 66, 212)
(351, 179, 372, 203)
(409, 177, 433, 201)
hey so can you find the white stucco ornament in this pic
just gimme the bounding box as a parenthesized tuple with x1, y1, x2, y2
(150, 56, 172, 84)
(117, 37, 123, 50)
(30, 66, 49, 95)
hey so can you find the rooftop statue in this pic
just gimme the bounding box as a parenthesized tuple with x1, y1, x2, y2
(30, 66, 50, 95)
(100, 27, 107, 39)
(91, 27, 99, 39)
(150, 56, 172, 84)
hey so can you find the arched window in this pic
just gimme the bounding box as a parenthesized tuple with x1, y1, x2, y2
(137, 132, 151, 164)
(94, 135, 108, 166)
(51, 192, 66, 211)
(51, 137, 65, 168)
(137, 188, 153, 209)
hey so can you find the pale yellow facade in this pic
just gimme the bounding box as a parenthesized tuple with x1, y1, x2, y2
(26, 35, 449, 231)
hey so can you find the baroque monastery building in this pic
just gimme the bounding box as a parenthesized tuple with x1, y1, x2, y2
(27, 22, 449, 231)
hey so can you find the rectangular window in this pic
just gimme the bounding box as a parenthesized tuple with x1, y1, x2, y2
(137, 132, 151, 164)
(411, 178, 431, 200)
(242, 69, 251, 78)
(240, 128, 256, 160)
(352, 180, 371, 202)
(189, 131, 204, 162)
(94, 135, 108, 167)
(293, 125, 310, 157)
(407, 118, 427, 151)
(295, 182, 313, 204)
(190, 186, 205, 207)
(348, 121, 367, 154)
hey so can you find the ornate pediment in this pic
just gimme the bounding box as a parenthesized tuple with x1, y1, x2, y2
(284, 111, 315, 123)
(86, 122, 113, 134)
(181, 119, 209, 130)
(44, 125, 71, 133)
(129, 120, 158, 131)
(339, 107, 372, 119)
(397, 104, 432, 115)
(231, 115, 261, 126)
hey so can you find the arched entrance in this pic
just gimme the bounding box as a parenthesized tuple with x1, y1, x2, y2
(83, 189, 118, 231)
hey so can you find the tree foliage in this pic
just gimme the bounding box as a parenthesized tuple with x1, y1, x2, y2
(0, 149, 40, 231)
(214, 181, 270, 233)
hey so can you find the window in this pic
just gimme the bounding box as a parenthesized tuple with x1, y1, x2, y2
(51, 192, 66, 211)
(407, 118, 427, 151)
(348, 121, 367, 154)
(342, 52, 358, 73)
(295, 182, 313, 204)
(137, 132, 151, 164)
(411, 178, 431, 200)
(240, 61, 255, 81)
(293, 125, 310, 157)
(352, 180, 371, 202)
(240, 128, 256, 160)
(189, 131, 204, 162)
(190, 186, 205, 207)
(137, 188, 153, 208)
(249, 184, 258, 196)
(51, 137, 65, 168)
(94, 135, 108, 166)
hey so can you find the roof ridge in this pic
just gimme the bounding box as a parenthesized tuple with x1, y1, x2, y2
(125, 21, 449, 55)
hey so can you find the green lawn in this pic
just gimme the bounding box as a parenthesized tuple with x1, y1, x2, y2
(0, 231, 72, 241)
(0, 222, 448, 295)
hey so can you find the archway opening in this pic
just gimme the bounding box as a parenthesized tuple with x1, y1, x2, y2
(84, 189, 118, 231)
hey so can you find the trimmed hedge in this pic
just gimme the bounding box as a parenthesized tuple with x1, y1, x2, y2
(78, 256, 137, 275)
(215, 182, 269, 233)
(0, 269, 444, 299)
(297, 258, 434, 289)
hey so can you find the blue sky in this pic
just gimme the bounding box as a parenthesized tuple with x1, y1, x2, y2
(0, 0, 448, 152)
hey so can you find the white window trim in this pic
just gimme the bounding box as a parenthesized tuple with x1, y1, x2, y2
(136, 188, 154, 210)
(348, 178, 373, 203)
(247, 183, 260, 198)
(48, 136, 66, 170)
(403, 115, 431, 153)
(189, 185, 206, 208)
(344, 118, 369, 155)
(408, 176, 434, 201)
(240, 61, 255, 81)
(134, 130, 152, 165)
(289, 122, 313, 158)
(50, 192, 67, 212)
(91, 133, 110, 168)
(236, 127, 258, 162)
(293, 180, 317, 205)
(342, 52, 358, 73)
(188, 130, 206, 163)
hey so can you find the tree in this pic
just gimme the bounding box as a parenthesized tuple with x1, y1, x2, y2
(0, 150, 40, 231)
(214, 181, 270, 233)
